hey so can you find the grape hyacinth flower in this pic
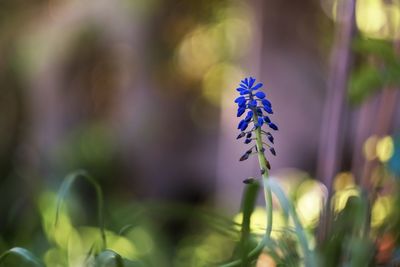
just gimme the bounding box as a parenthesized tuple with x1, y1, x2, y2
(234, 76, 278, 240)
(235, 77, 278, 170)
(227, 79, 315, 267)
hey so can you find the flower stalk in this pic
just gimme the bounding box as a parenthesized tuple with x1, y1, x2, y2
(254, 125, 274, 239)
(230, 77, 316, 267)
(235, 77, 278, 240)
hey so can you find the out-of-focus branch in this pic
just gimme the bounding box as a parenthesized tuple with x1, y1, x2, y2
(316, 0, 356, 194)
(316, 0, 356, 242)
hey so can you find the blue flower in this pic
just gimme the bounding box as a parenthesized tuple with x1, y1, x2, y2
(237, 107, 246, 117)
(268, 122, 279, 131)
(248, 100, 257, 108)
(244, 138, 252, 144)
(244, 111, 253, 122)
(235, 76, 278, 164)
(263, 106, 273, 114)
(238, 120, 249, 131)
(266, 132, 274, 143)
(255, 117, 264, 127)
(262, 99, 272, 108)
(235, 96, 246, 105)
(255, 92, 266, 99)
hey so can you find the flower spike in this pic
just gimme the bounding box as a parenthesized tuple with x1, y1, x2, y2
(235, 77, 278, 168)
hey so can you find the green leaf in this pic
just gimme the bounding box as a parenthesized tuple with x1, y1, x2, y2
(352, 37, 397, 65)
(383, 63, 400, 85)
(348, 65, 383, 104)
(239, 181, 260, 266)
(0, 247, 44, 267)
(95, 250, 144, 267)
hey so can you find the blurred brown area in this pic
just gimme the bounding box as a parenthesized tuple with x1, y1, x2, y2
(0, 0, 236, 239)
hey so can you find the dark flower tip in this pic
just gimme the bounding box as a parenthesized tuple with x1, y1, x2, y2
(266, 160, 271, 170)
(236, 132, 245, 139)
(269, 123, 278, 131)
(240, 153, 250, 161)
(243, 178, 256, 184)
(267, 134, 274, 144)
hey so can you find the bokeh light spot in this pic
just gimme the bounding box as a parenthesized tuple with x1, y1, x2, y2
(126, 227, 155, 255)
(371, 196, 394, 228)
(356, 0, 400, 39)
(363, 135, 379, 161)
(38, 192, 77, 250)
(176, 25, 219, 80)
(376, 136, 394, 162)
(202, 63, 243, 106)
(257, 253, 277, 267)
(233, 207, 287, 239)
(295, 180, 327, 228)
(332, 187, 360, 212)
(333, 172, 355, 191)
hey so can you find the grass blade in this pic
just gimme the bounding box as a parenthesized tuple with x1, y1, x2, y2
(266, 178, 317, 267)
(0, 247, 44, 266)
(239, 181, 260, 266)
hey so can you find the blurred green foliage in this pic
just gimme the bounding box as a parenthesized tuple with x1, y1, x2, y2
(1, 163, 400, 266)
(349, 37, 400, 104)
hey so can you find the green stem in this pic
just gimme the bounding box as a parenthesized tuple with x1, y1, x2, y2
(254, 118, 273, 239)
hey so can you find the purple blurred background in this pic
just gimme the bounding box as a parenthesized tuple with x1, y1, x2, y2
(0, 0, 399, 222)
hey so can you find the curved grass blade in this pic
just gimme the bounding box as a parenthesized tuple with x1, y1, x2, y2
(84, 244, 96, 265)
(0, 247, 44, 267)
(266, 178, 317, 267)
(118, 224, 134, 236)
(55, 170, 107, 249)
(219, 237, 266, 267)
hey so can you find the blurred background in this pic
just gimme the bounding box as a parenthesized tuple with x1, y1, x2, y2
(1, 0, 400, 266)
